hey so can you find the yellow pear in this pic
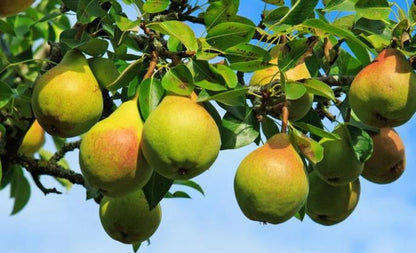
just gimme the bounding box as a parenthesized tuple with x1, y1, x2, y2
(306, 170, 360, 226)
(313, 124, 363, 186)
(0, 0, 34, 16)
(32, 49, 103, 138)
(79, 100, 152, 197)
(99, 189, 162, 244)
(250, 59, 314, 121)
(234, 133, 309, 224)
(141, 93, 221, 180)
(362, 128, 405, 184)
(349, 48, 416, 128)
(18, 120, 45, 156)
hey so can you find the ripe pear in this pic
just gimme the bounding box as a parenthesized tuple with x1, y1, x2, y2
(79, 100, 152, 197)
(32, 49, 103, 138)
(0, 0, 34, 16)
(313, 124, 363, 186)
(306, 170, 360, 226)
(362, 128, 405, 184)
(141, 93, 221, 180)
(349, 48, 416, 128)
(99, 189, 162, 244)
(18, 120, 45, 156)
(250, 60, 314, 121)
(234, 133, 309, 224)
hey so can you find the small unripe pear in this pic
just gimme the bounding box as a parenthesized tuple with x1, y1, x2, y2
(306, 170, 360, 226)
(349, 48, 416, 128)
(234, 133, 309, 224)
(32, 49, 103, 138)
(99, 189, 162, 244)
(0, 0, 34, 17)
(18, 120, 45, 156)
(362, 128, 405, 184)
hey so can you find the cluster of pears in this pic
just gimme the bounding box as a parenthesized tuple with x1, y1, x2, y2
(0, 0, 34, 17)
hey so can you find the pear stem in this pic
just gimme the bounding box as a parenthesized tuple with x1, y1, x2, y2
(134, 51, 159, 101)
(281, 103, 289, 133)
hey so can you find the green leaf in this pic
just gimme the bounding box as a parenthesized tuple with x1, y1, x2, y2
(204, 0, 240, 27)
(165, 191, 191, 199)
(76, 38, 109, 57)
(197, 88, 248, 106)
(323, 0, 357, 11)
(290, 127, 324, 164)
(174, 180, 205, 196)
(167, 36, 182, 53)
(209, 64, 238, 89)
(0, 81, 14, 109)
(285, 81, 307, 100)
(143, 0, 170, 13)
(107, 58, 144, 91)
(220, 109, 260, 149)
(346, 124, 373, 163)
(263, 7, 290, 26)
(261, 116, 280, 140)
(262, 0, 284, 5)
(76, 0, 107, 24)
(277, 38, 315, 72)
(206, 22, 255, 51)
(132, 243, 141, 253)
(276, 0, 319, 25)
(0, 19, 15, 35)
(225, 43, 271, 63)
(294, 204, 306, 221)
(10, 167, 31, 215)
(302, 79, 336, 101)
(355, 0, 390, 20)
(162, 64, 194, 95)
(147, 21, 198, 52)
(62, 0, 79, 11)
(293, 122, 341, 140)
(188, 60, 228, 91)
(229, 60, 274, 72)
(138, 78, 165, 120)
(302, 19, 371, 65)
(143, 171, 174, 210)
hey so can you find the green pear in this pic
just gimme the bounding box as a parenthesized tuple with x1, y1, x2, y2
(250, 60, 314, 121)
(79, 100, 152, 197)
(313, 124, 363, 186)
(362, 128, 405, 184)
(99, 189, 162, 244)
(306, 170, 360, 226)
(18, 120, 45, 156)
(32, 49, 103, 138)
(141, 93, 221, 180)
(349, 48, 416, 128)
(0, 0, 34, 16)
(88, 57, 120, 89)
(234, 133, 309, 224)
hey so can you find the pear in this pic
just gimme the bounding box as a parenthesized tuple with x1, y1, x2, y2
(306, 170, 360, 226)
(362, 128, 405, 184)
(349, 48, 416, 128)
(313, 124, 363, 186)
(234, 133, 309, 224)
(141, 93, 221, 180)
(0, 0, 34, 16)
(32, 49, 103, 138)
(79, 100, 152, 197)
(18, 120, 45, 156)
(99, 189, 162, 244)
(250, 59, 314, 121)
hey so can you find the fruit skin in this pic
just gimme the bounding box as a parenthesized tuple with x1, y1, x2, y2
(141, 93, 221, 180)
(362, 128, 405, 184)
(234, 133, 309, 224)
(79, 100, 152, 197)
(99, 189, 162, 244)
(32, 49, 103, 138)
(0, 0, 34, 17)
(349, 48, 416, 128)
(250, 60, 314, 121)
(306, 170, 360, 226)
(18, 120, 45, 156)
(313, 124, 363, 186)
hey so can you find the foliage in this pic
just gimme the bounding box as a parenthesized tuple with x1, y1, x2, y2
(0, 0, 415, 251)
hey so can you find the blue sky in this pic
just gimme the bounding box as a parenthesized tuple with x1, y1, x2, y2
(1, 1, 416, 253)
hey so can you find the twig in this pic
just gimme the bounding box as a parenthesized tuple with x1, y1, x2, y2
(30, 173, 62, 195)
(50, 140, 81, 164)
(143, 51, 159, 80)
(281, 103, 289, 133)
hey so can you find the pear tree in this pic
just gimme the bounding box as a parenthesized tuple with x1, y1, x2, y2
(0, 0, 416, 252)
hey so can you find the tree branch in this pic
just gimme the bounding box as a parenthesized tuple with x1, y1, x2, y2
(30, 172, 62, 195)
(50, 140, 81, 164)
